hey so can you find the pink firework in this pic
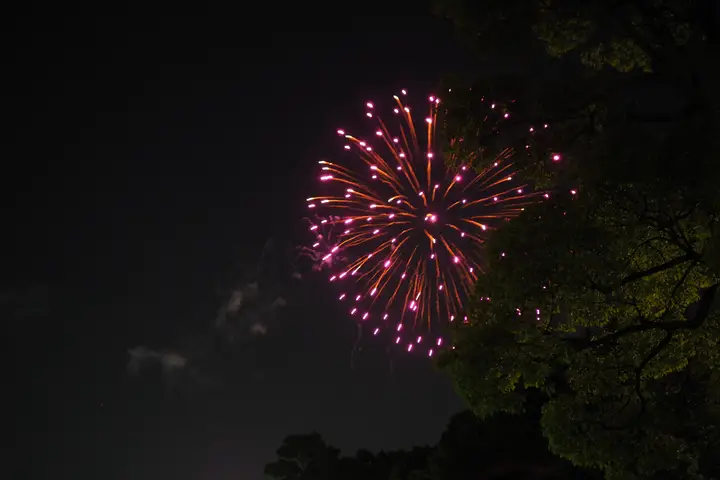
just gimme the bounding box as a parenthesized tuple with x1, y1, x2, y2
(303, 89, 554, 355)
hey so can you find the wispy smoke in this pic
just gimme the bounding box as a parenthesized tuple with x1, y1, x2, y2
(126, 238, 297, 391)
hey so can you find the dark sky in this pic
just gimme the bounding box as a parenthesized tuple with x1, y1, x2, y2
(11, 6, 474, 479)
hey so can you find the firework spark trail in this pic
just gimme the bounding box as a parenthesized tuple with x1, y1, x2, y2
(304, 89, 554, 356)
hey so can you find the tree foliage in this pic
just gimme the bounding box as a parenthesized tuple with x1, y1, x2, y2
(440, 187, 720, 478)
(434, 0, 720, 478)
(435, 0, 717, 73)
(263, 433, 341, 480)
(264, 409, 600, 480)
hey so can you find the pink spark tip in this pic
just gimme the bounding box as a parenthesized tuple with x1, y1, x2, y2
(553, 154, 561, 161)
(437, 338, 442, 346)
(310, 225, 318, 231)
(356, 295, 361, 301)
(504, 113, 509, 118)
(429, 96, 435, 101)
(544, 193, 550, 198)
(366, 112, 373, 118)
(373, 328, 379, 335)
(428, 349, 433, 357)
(312, 242, 319, 247)
(336, 129, 345, 135)
(454, 257, 460, 263)
(383, 313, 388, 320)
(417, 336, 422, 343)
(404, 107, 409, 113)
(426, 117, 432, 124)
(329, 275, 336, 281)
(308, 204, 316, 208)
(455, 175, 462, 182)
(571, 189, 577, 195)
(407, 344, 413, 352)
(397, 324, 403, 331)
(366, 102, 374, 108)
(396, 337, 401, 344)
(371, 175, 377, 179)
(344, 145, 351, 150)
(320, 175, 333, 181)
(351, 308, 357, 314)
(401, 89, 407, 95)
(362, 312, 369, 320)
(393, 108, 399, 114)
(370, 288, 377, 296)
(376, 130, 382, 136)
(427, 153, 433, 158)
(384, 260, 391, 268)
(339, 294, 346, 300)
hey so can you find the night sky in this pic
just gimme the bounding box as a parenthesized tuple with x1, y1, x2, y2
(11, 6, 476, 479)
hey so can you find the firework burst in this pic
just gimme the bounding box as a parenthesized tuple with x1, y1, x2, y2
(303, 90, 550, 356)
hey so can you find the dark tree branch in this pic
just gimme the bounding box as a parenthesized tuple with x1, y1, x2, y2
(633, 330, 674, 420)
(578, 282, 719, 351)
(668, 261, 698, 304)
(619, 252, 697, 287)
